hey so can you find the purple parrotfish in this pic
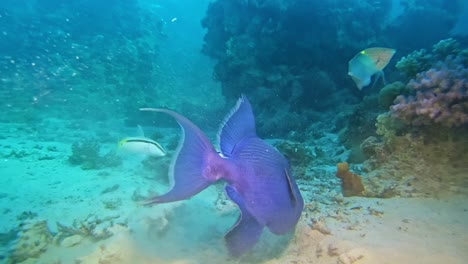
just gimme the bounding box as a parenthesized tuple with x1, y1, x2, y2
(140, 95, 304, 257)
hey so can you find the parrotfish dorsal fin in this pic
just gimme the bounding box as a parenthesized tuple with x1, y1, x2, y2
(224, 185, 263, 257)
(217, 95, 256, 157)
(361, 47, 396, 71)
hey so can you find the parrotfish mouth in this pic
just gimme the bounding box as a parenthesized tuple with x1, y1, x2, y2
(140, 95, 304, 257)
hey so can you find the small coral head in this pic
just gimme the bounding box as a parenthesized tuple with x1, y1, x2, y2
(336, 162, 349, 175)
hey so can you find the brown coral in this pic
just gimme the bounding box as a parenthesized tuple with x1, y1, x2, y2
(336, 162, 365, 197)
(9, 221, 52, 263)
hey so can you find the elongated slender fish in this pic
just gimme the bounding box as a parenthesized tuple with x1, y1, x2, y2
(140, 95, 304, 257)
(118, 137, 166, 157)
(118, 126, 166, 157)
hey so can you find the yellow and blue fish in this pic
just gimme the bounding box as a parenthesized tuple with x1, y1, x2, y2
(348, 47, 396, 90)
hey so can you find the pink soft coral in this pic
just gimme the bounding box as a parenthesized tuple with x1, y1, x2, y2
(391, 58, 468, 127)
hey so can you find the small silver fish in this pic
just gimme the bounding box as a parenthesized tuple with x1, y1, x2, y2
(119, 125, 166, 157)
(118, 137, 166, 157)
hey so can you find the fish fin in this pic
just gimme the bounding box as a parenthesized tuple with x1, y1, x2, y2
(136, 125, 145, 137)
(217, 95, 256, 157)
(224, 185, 263, 257)
(371, 71, 386, 89)
(350, 74, 365, 90)
(284, 168, 299, 207)
(140, 108, 217, 204)
(381, 71, 388, 86)
(231, 138, 304, 235)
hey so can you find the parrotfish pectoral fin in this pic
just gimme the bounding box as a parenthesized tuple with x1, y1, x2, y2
(140, 108, 216, 204)
(370, 71, 386, 90)
(217, 95, 256, 157)
(380, 71, 388, 85)
(224, 185, 263, 257)
(284, 168, 299, 207)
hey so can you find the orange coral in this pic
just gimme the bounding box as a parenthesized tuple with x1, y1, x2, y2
(336, 162, 365, 197)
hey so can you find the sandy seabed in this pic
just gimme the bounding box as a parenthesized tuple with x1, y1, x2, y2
(0, 119, 467, 264)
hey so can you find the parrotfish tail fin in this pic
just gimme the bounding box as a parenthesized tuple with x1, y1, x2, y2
(140, 108, 216, 204)
(217, 95, 256, 157)
(224, 185, 263, 257)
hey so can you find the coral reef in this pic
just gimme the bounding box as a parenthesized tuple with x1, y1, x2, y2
(202, 0, 391, 95)
(335, 162, 365, 197)
(199, 1, 463, 138)
(366, 55, 468, 197)
(396, 49, 433, 79)
(274, 140, 314, 179)
(337, 96, 380, 163)
(200, 0, 398, 136)
(396, 38, 463, 79)
(8, 221, 52, 263)
(68, 138, 121, 170)
(375, 113, 405, 146)
(391, 58, 468, 127)
(362, 128, 468, 197)
(432, 38, 462, 59)
(68, 139, 101, 168)
(365, 39, 468, 196)
(390, 39, 468, 128)
(378, 81, 407, 109)
(201, 1, 460, 99)
(360, 136, 386, 162)
(54, 214, 121, 244)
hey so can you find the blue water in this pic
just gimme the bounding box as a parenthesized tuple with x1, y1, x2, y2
(0, 1, 467, 263)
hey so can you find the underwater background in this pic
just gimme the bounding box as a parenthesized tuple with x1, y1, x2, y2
(0, 0, 467, 263)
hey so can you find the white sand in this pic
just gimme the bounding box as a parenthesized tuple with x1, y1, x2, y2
(0, 120, 467, 264)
